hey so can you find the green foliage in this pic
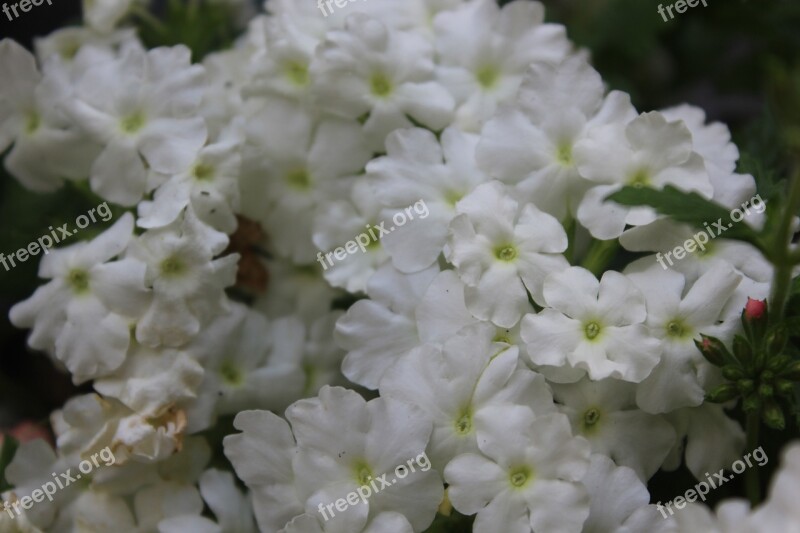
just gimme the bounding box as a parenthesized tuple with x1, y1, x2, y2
(0, 436, 18, 493)
(606, 185, 766, 250)
(134, 0, 240, 61)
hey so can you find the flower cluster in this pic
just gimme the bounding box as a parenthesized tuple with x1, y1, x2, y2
(0, 0, 796, 532)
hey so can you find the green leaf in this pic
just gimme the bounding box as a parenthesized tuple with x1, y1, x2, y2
(0, 436, 18, 493)
(605, 185, 766, 252)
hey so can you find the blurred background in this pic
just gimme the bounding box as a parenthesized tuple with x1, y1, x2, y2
(1, 0, 798, 512)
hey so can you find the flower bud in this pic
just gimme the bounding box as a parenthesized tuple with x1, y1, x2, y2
(744, 298, 767, 321)
(763, 400, 785, 430)
(706, 383, 740, 403)
(722, 365, 746, 381)
(695, 335, 731, 367)
(743, 394, 760, 413)
(737, 379, 755, 393)
(780, 360, 800, 381)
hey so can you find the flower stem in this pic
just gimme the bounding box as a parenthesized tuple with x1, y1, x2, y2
(581, 238, 619, 276)
(745, 411, 761, 506)
(769, 167, 800, 321)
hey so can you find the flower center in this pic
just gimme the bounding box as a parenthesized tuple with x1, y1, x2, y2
(370, 72, 393, 98)
(25, 112, 40, 134)
(508, 466, 532, 489)
(495, 244, 517, 262)
(285, 61, 309, 86)
(286, 168, 311, 191)
(454, 408, 473, 435)
(584, 321, 602, 340)
(556, 143, 573, 166)
(160, 256, 187, 278)
(353, 460, 374, 486)
(476, 65, 500, 90)
(583, 407, 601, 427)
(192, 163, 214, 181)
(219, 361, 243, 386)
(120, 111, 146, 134)
(628, 169, 650, 188)
(493, 329, 512, 344)
(666, 319, 688, 338)
(67, 269, 90, 294)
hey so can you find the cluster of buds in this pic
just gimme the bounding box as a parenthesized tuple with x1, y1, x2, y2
(698, 298, 800, 430)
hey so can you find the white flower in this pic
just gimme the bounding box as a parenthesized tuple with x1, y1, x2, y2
(552, 378, 675, 480)
(445, 405, 590, 533)
(625, 263, 742, 413)
(662, 404, 745, 482)
(52, 393, 188, 465)
(574, 111, 713, 239)
(82, 0, 139, 33)
(477, 55, 637, 220)
(0, 39, 99, 192)
(240, 96, 370, 263)
(380, 323, 555, 470)
(446, 181, 569, 327)
(253, 257, 343, 322)
(184, 302, 305, 433)
(94, 344, 204, 418)
(311, 14, 454, 150)
(521, 266, 661, 382)
(196, 469, 257, 533)
(580, 455, 653, 533)
(129, 207, 239, 348)
(9, 213, 145, 384)
(434, 0, 571, 131)
(225, 388, 444, 532)
(312, 179, 390, 293)
(367, 127, 489, 273)
(138, 138, 242, 234)
(335, 263, 439, 389)
(65, 44, 207, 206)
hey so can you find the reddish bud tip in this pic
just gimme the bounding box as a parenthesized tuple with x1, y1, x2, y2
(744, 298, 767, 321)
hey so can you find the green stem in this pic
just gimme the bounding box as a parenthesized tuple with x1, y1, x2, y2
(769, 167, 800, 321)
(563, 216, 577, 265)
(745, 411, 761, 506)
(581, 238, 620, 276)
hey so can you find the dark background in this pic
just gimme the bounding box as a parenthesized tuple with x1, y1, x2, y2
(1, 0, 798, 517)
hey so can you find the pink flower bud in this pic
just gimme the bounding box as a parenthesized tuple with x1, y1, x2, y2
(744, 298, 767, 321)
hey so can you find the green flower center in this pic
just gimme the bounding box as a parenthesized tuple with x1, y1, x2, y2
(666, 319, 690, 338)
(509, 466, 532, 489)
(583, 407, 601, 427)
(67, 269, 90, 294)
(219, 361, 243, 386)
(584, 321, 602, 340)
(556, 143, 573, 165)
(120, 111, 146, 134)
(495, 245, 517, 262)
(285, 61, 309, 86)
(628, 169, 650, 188)
(25, 112, 41, 134)
(493, 329, 512, 344)
(370, 72, 393, 98)
(286, 168, 311, 191)
(476, 65, 500, 89)
(192, 163, 214, 181)
(353, 460, 374, 485)
(160, 256, 187, 278)
(444, 190, 463, 208)
(454, 408, 473, 435)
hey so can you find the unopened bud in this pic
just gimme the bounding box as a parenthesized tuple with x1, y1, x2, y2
(695, 335, 731, 367)
(722, 366, 746, 381)
(744, 298, 767, 321)
(743, 394, 760, 413)
(780, 360, 800, 381)
(763, 401, 785, 430)
(706, 383, 740, 403)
